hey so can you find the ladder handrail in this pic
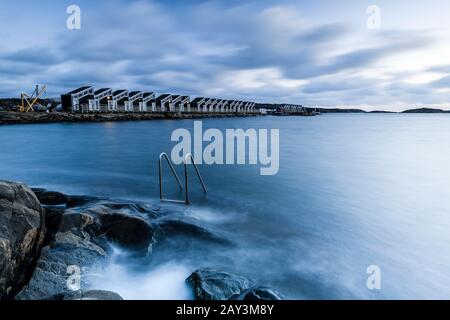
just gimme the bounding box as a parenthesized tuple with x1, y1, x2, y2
(184, 153, 207, 204)
(159, 153, 183, 201)
(158, 152, 207, 205)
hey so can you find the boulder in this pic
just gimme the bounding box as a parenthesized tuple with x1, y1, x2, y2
(58, 212, 96, 234)
(31, 188, 99, 208)
(44, 207, 64, 232)
(0, 180, 46, 299)
(31, 189, 67, 206)
(51, 290, 123, 300)
(156, 219, 232, 246)
(15, 229, 110, 300)
(66, 195, 98, 208)
(186, 269, 253, 300)
(99, 213, 154, 253)
(243, 287, 282, 300)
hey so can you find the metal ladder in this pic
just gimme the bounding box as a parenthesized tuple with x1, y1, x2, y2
(159, 153, 207, 204)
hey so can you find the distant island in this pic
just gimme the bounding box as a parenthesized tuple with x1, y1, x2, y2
(401, 108, 450, 113)
(317, 107, 450, 114)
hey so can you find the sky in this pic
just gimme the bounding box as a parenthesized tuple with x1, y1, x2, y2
(1, 0, 450, 111)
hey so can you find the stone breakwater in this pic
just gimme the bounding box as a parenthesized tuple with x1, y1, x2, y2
(0, 180, 281, 300)
(0, 112, 260, 126)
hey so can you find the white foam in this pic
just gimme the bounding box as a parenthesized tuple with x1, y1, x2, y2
(90, 258, 194, 300)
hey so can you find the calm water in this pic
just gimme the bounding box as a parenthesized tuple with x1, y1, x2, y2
(1, 114, 449, 300)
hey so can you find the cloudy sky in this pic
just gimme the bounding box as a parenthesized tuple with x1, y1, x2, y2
(1, 0, 450, 110)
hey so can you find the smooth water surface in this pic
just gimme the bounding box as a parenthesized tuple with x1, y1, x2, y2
(1, 114, 449, 299)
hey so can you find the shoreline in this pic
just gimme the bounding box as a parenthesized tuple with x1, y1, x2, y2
(0, 111, 262, 126)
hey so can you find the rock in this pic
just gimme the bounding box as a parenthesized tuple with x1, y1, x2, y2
(53, 201, 155, 253)
(15, 229, 110, 300)
(0, 180, 46, 299)
(51, 290, 123, 300)
(99, 213, 154, 253)
(44, 207, 64, 231)
(85, 201, 160, 220)
(1, 184, 167, 300)
(102, 203, 155, 215)
(66, 195, 98, 208)
(31, 189, 67, 206)
(156, 219, 232, 246)
(58, 212, 96, 234)
(243, 287, 282, 300)
(31, 188, 99, 209)
(16, 209, 110, 300)
(186, 269, 253, 300)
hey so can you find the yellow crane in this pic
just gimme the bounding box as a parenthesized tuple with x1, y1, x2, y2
(20, 85, 47, 112)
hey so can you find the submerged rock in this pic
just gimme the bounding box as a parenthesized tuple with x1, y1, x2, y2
(186, 269, 253, 300)
(0, 180, 46, 299)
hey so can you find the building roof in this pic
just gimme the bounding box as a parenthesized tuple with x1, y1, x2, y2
(129, 91, 142, 97)
(68, 86, 92, 94)
(113, 90, 127, 96)
(94, 88, 111, 95)
(156, 94, 172, 102)
(191, 97, 205, 104)
(171, 95, 182, 103)
(143, 92, 155, 98)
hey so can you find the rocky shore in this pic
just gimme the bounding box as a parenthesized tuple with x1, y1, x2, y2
(0, 180, 281, 300)
(0, 112, 260, 126)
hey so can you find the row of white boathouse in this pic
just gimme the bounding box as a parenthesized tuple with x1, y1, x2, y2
(61, 87, 258, 113)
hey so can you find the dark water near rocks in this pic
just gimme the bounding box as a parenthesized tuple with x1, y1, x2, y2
(1, 114, 450, 300)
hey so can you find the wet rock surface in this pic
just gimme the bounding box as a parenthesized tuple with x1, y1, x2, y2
(186, 269, 282, 301)
(242, 287, 282, 300)
(155, 218, 233, 246)
(99, 213, 154, 252)
(31, 189, 67, 206)
(50, 290, 123, 300)
(0, 181, 46, 299)
(16, 212, 111, 300)
(186, 269, 254, 300)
